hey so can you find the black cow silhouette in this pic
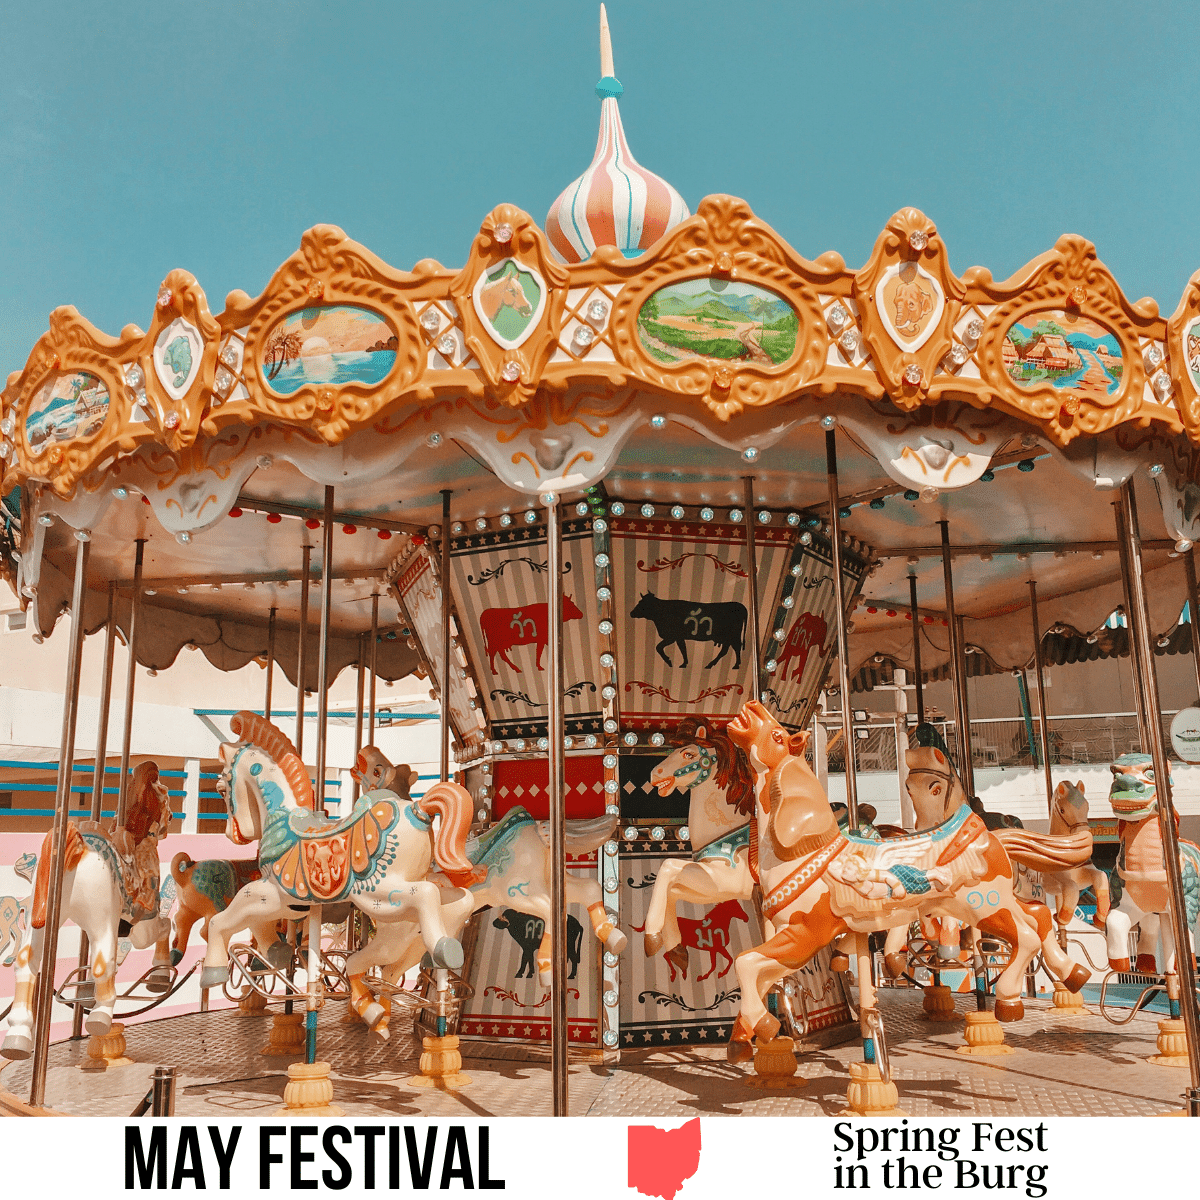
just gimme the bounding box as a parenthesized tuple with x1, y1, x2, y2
(493, 909, 584, 979)
(630, 592, 747, 669)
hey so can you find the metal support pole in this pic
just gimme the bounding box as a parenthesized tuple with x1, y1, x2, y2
(742, 477, 762, 703)
(368, 593, 379, 746)
(296, 544, 311, 759)
(939, 520, 974, 797)
(908, 573, 925, 725)
(315, 488, 334, 811)
(826, 430, 859, 830)
(546, 495, 568, 1116)
(264, 606, 277, 722)
(439, 491, 452, 783)
(72, 581, 117, 1040)
(352, 635, 365, 801)
(1027, 580, 1055, 818)
(305, 905, 322, 1064)
(1114, 500, 1150, 741)
(1116, 482, 1200, 1113)
(150, 1066, 176, 1116)
(116, 539, 145, 826)
(29, 531, 90, 1108)
(1184, 551, 1200, 704)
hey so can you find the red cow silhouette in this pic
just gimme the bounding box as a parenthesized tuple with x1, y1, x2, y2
(480, 596, 583, 674)
(666, 899, 749, 983)
(775, 612, 831, 683)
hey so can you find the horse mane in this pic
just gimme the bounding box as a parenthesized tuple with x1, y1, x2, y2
(230, 710, 316, 810)
(123, 761, 163, 843)
(672, 718, 756, 819)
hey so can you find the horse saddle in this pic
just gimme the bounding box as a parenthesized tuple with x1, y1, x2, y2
(270, 796, 401, 902)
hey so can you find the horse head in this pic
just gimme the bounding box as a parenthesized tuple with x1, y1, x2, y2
(904, 723, 969, 829)
(1108, 753, 1165, 821)
(123, 761, 173, 844)
(650, 732, 713, 798)
(219, 711, 315, 848)
(1051, 780, 1090, 833)
(726, 700, 808, 784)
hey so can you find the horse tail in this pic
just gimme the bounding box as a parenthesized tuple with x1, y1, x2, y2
(417, 782, 483, 888)
(995, 827, 1093, 873)
(564, 814, 618, 855)
(170, 852, 196, 890)
(30, 823, 88, 929)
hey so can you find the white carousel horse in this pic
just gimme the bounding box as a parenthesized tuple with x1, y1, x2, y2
(198, 711, 475, 1000)
(1, 762, 174, 1060)
(1104, 754, 1200, 975)
(641, 719, 759, 976)
(340, 751, 628, 1038)
(879, 731, 1092, 988)
(722, 701, 1092, 1061)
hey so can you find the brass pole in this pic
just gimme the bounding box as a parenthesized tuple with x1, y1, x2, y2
(826, 430, 858, 830)
(1116, 482, 1200, 1113)
(742, 477, 762, 703)
(368, 593, 379, 746)
(439, 491, 452, 783)
(1184, 551, 1200, 704)
(115, 539, 145, 825)
(296, 544, 311, 758)
(314, 487, 334, 811)
(352, 634, 365, 802)
(264, 606, 277, 722)
(939, 520, 974, 796)
(29, 531, 90, 1107)
(907, 573, 924, 725)
(1027, 580, 1055, 818)
(1114, 499, 1149, 736)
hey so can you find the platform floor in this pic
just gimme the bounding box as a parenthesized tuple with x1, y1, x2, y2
(1, 989, 1190, 1117)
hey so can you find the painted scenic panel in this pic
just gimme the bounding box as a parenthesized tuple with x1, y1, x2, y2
(1185, 317, 1200, 390)
(637, 278, 798, 367)
(260, 304, 397, 395)
(1003, 311, 1123, 397)
(24, 371, 109, 450)
(477, 261, 542, 344)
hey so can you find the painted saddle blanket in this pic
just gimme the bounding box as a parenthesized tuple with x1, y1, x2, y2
(265, 793, 404, 903)
(823, 805, 991, 920)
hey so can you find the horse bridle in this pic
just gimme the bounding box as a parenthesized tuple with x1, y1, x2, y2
(1051, 789, 1090, 833)
(672, 745, 716, 788)
(905, 764, 958, 820)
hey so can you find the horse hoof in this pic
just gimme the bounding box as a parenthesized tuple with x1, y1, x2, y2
(266, 939, 292, 970)
(360, 1002, 386, 1030)
(371, 1022, 391, 1043)
(538, 970, 552, 988)
(145, 966, 172, 994)
(1063, 964, 1090, 993)
(1136, 954, 1158, 975)
(85, 1009, 112, 1036)
(727, 1039, 754, 1064)
(994, 998, 1024, 1022)
(433, 937, 464, 971)
(936, 943, 958, 961)
(883, 952, 907, 979)
(644, 931, 663, 957)
(754, 1012, 781, 1040)
(169, 949, 183, 967)
(0, 1030, 32, 1061)
(606, 928, 628, 955)
(200, 965, 229, 990)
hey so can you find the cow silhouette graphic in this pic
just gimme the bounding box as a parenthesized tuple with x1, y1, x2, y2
(630, 593, 747, 669)
(480, 597, 584, 674)
(493, 908, 584, 979)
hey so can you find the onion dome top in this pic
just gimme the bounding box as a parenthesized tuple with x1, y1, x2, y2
(545, 5, 689, 264)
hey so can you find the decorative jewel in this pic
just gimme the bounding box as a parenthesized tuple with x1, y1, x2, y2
(564, 736, 574, 749)
(603, 951, 619, 967)
(966, 317, 984, 340)
(1148, 463, 1165, 477)
(592, 517, 608, 533)
(451, 521, 464, 533)
(124, 364, 144, 389)
(597, 586, 612, 601)
(603, 754, 617, 769)
(499, 513, 513, 527)
(604, 779, 618, 794)
(670, 505, 684, 520)
(493, 222, 513, 244)
(604, 718, 618, 733)
(420, 308, 441, 333)
(827, 304, 849, 331)
(1144, 344, 1163, 370)
(610, 502, 625, 516)
(572, 324, 595, 348)
(786, 512, 800, 527)
(537, 737, 549, 751)
(437, 333, 456, 356)
(513, 739, 527, 752)
(576, 501, 590, 515)
(215, 367, 234, 395)
(920, 485, 940, 503)
(595, 552, 610, 567)
(524, 510, 538, 523)
(821, 415, 836, 429)
(623, 732, 638, 746)
(1017, 459, 1036, 473)
(0, 441, 11, 461)
(782, 595, 795, 609)
(699, 507, 714, 522)
(587, 298, 609, 322)
(949, 343, 969, 367)
(164, 412, 180, 430)
(909, 229, 929, 251)
(600, 652, 615, 667)
(766, 658, 778, 672)
(743, 447, 759, 462)
(602, 685, 617, 700)
(757, 510, 771, 524)
(474, 517, 488, 530)
(791, 564, 803, 576)
(728, 508, 743, 523)
(0, 416, 12, 437)
(640, 503, 654, 518)
(157, 286, 173, 308)
(839, 329, 859, 354)
(903, 363, 923, 385)
(36, 513, 52, 526)
(870, 497, 886, 509)
(604, 840, 618, 857)
(112, 486, 128, 499)
(176, 530, 192, 545)
(500, 360, 521, 383)
(220, 344, 238, 366)
(1152, 370, 1172, 400)
(799, 532, 812, 545)
(602, 1030, 619, 1048)
(650, 732, 665, 747)
(650, 825, 666, 841)
(586, 735, 599, 748)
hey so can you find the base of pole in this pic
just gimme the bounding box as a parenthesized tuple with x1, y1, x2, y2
(261, 1012, 306, 1057)
(277, 1061, 344, 1116)
(1148, 1018, 1191, 1067)
(79, 1022, 133, 1072)
(238, 988, 268, 1016)
(840, 1061, 905, 1115)
(1051, 984, 1087, 1017)
(408, 1035, 471, 1090)
(920, 983, 958, 1021)
(744, 1036, 806, 1089)
(957, 1009, 1014, 1055)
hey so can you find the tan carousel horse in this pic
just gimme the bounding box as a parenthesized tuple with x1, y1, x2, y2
(722, 701, 1092, 1062)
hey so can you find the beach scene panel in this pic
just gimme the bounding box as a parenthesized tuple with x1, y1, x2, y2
(261, 305, 397, 396)
(637, 277, 798, 366)
(25, 371, 110, 450)
(1003, 311, 1123, 398)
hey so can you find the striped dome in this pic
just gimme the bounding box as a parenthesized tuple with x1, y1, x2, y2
(545, 8, 688, 263)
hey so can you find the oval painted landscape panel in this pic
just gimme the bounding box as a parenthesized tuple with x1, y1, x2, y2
(1002, 311, 1123, 398)
(261, 305, 398, 396)
(638, 278, 798, 367)
(25, 371, 110, 452)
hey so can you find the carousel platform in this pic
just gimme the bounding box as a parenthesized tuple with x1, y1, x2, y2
(0, 989, 1187, 1118)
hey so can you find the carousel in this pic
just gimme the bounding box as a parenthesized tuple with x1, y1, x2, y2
(1, 6, 1198, 1118)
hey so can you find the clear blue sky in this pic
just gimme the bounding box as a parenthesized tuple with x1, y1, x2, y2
(2, 1, 1196, 380)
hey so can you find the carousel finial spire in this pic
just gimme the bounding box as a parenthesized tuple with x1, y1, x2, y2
(544, 5, 689, 263)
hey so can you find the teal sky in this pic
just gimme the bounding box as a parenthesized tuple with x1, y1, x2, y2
(2, 1, 1197, 380)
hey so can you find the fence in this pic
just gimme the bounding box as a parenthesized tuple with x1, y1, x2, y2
(823, 711, 1177, 774)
